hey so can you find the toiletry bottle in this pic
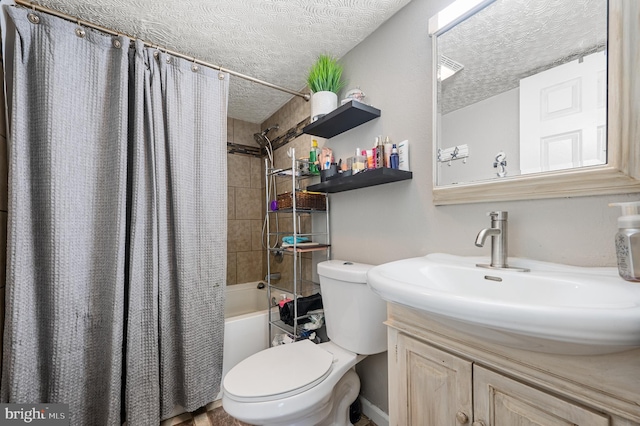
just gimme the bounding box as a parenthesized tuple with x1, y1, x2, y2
(383, 136, 393, 168)
(366, 149, 374, 169)
(372, 137, 379, 169)
(390, 144, 399, 169)
(309, 139, 319, 174)
(346, 156, 354, 172)
(376, 137, 384, 168)
(353, 148, 365, 174)
(610, 202, 640, 282)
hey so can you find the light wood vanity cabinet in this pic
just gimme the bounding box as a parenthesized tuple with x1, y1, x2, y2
(387, 303, 640, 426)
(473, 366, 609, 426)
(393, 332, 472, 425)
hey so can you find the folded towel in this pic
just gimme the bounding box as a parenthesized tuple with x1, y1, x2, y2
(282, 236, 310, 244)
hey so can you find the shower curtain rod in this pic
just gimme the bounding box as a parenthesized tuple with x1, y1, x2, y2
(14, 0, 312, 102)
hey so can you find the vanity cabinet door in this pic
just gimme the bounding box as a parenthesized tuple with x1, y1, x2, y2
(473, 365, 610, 426)
(390, 330, 473, 426)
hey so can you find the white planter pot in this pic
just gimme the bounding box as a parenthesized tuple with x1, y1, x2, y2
(310, 91, 338, 122)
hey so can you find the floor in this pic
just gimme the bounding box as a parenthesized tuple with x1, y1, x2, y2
(162, 401, 378, 426)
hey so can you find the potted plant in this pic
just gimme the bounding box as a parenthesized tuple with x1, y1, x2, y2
(307, 54, 345, 122)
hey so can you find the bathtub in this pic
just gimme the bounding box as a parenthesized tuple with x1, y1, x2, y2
(215, 281, 271, 400)
(222, 281, 271, 377)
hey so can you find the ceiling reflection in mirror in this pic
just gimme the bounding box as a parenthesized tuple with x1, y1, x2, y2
(435, 0, 608, 186)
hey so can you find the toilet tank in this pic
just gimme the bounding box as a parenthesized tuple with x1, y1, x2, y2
(317, 260, 387, 355)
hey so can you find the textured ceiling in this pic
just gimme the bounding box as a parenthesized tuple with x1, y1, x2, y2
(438, 0, 606, 115)
(30, 0, 411, 123)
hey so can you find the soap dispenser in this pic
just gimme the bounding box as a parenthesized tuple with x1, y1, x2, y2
(610, 201, 640, 282)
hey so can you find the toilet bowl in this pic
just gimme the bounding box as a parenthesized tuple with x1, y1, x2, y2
(223, 340, 362, 426)
(222, 260, 387, 426)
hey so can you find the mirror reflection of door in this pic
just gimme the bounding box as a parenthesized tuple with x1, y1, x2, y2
(520, 51, 607, 174)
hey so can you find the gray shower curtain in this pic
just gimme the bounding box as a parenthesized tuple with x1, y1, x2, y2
(1, 6, 227, 425)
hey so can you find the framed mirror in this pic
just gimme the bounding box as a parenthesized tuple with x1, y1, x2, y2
(430, 0, 640, 205)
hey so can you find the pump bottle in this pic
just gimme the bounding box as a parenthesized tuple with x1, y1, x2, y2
(610, 201, 640, 282)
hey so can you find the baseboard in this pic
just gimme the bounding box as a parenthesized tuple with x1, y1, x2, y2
(359, 396, 389, 426)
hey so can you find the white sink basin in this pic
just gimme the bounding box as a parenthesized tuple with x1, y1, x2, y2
(367, 253, 640, 355)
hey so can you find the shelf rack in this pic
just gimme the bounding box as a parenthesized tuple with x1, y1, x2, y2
(302, 100, 412, 192)
(264, 148, 330, 344)
(263, 102, 410, 343)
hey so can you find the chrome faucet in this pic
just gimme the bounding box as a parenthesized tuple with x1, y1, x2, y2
(475, 211, 529, 272)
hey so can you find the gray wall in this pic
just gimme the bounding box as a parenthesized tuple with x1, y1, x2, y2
(323, 0, 640, 413)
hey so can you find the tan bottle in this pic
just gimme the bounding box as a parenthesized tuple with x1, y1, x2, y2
(375, 137, 385, 168)
(383, 136, 393, 168)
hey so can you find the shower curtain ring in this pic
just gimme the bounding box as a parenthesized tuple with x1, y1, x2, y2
(27, 12, 40, 24)
(191, 58, 199, 73)
(27, 3, 40, 24)
(75, 19, 86, 38)
(158, 47, 171, 64)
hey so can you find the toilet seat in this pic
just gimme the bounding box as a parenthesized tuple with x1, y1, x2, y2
(223, 339, 334, 402)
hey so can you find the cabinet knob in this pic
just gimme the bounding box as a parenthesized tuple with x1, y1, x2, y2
(456, 411, 469, 424)
(472, 421, 486, 426)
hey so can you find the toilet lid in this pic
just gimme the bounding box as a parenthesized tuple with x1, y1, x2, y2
(223, 339, 334, 402)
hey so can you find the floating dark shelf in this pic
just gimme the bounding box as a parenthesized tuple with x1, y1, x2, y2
(307, 168, 412, 193)
(302, 100, 381, 138)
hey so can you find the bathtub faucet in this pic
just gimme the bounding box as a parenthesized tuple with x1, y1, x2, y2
(264, 272, 281, 281)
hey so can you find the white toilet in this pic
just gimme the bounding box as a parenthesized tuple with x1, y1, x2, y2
(222, 260, 387, 426)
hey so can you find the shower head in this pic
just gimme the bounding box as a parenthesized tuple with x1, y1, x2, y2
(253, 133, 269, 148)
(253, 125, 279, 148)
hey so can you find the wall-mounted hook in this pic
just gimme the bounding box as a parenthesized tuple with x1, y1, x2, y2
(493, 151, 507, 177)
(438, 144, 469, 164)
